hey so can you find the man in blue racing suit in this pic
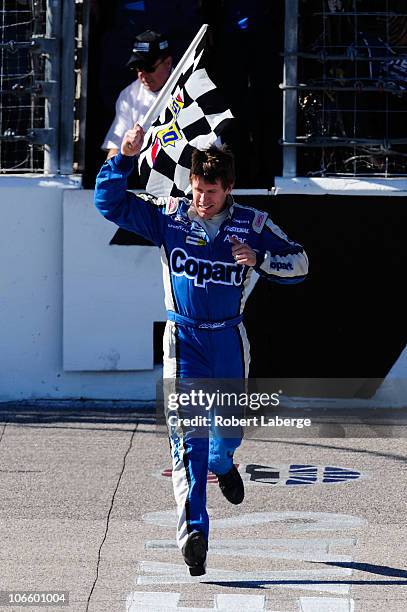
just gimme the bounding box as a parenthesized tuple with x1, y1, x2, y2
(94, 124, 309, 575)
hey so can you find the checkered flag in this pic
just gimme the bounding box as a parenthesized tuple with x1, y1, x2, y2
(138, 25, 233, 197)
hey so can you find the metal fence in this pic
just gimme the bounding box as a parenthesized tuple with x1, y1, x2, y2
(282, 0, 407, 177)
(0, 0, 87, 175)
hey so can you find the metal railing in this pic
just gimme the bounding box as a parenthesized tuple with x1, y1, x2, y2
(0, 0, 88, 175)
(282, 0, 407, 177)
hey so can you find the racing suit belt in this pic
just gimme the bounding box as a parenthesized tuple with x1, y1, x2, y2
(167, 310, 243, 330)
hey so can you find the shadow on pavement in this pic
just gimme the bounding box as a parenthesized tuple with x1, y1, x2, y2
(322, 561, 407, 578)
(206, 578, 407, 588)
(246, 438, 407, 464)
(0, 401, 156, 427)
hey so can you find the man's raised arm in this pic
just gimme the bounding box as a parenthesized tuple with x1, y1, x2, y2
(94, 125, 166, 247)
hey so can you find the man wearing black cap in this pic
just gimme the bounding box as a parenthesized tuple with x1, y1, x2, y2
(102, 30, 173, 160)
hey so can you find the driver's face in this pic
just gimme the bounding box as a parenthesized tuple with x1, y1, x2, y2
(191, 175, 232, 220)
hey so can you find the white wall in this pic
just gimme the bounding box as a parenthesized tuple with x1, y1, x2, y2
(0, 182, 163, 401)
(0, 181, 406, 403)
(63, 190, 166, 371)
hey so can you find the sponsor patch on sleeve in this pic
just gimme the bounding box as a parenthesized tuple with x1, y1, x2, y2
(165, 197, 179, 215)
(252, 210, 268, 233)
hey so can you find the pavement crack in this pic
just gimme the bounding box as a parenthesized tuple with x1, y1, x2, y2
(0, 422, 7, 447)
(85, 426, 138, 612)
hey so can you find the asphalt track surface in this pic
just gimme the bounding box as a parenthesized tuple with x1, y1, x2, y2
(0, 402, 406, 612)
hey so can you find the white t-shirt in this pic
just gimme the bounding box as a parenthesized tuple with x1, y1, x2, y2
(102, 80, 157, 150)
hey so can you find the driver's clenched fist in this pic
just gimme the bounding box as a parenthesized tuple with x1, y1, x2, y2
(121, 124, 145, 157)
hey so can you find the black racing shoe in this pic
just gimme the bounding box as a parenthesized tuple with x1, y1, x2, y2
(217, 464, 244, 505)
(182, 530, 207, 576)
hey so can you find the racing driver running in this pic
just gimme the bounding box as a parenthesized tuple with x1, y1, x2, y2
(94, 124, 309, 576)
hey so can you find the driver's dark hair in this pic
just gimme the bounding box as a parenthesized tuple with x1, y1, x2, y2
(190, 145, 235, 190)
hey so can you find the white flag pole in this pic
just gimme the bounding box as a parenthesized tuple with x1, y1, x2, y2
(139, 24, 208, 132)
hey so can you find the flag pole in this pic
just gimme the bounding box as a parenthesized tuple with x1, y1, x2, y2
(139, 24, 209, 132)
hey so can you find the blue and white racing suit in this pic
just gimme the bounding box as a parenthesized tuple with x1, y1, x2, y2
(94, 153, 309, 548)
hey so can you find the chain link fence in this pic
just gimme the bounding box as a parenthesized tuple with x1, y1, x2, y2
(282, 0, 407, 177)
(0, 0, 87, 174)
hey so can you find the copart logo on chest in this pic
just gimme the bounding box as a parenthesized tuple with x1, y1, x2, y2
(170, 248, 244, 288)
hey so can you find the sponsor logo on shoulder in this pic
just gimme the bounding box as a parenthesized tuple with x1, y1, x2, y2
(166, 197, 179, 215)
(253, 211, 267, 231)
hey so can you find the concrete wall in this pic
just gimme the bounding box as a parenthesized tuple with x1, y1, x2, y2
(0, 181, 163, 401)
(0, 181, 406, 404)
(63, 190, 167, 371)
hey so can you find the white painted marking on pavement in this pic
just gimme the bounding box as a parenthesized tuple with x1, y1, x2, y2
(137, 561, 352, 595)
(136, 511, 364, 606)
(299, 597, 355, 611)
(126, 591, 278, 612)
(145, 538, 355, 562)
(143, 509, 367, 532)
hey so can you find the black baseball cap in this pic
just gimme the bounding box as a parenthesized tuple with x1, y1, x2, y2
(127, 30, 171, 70)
